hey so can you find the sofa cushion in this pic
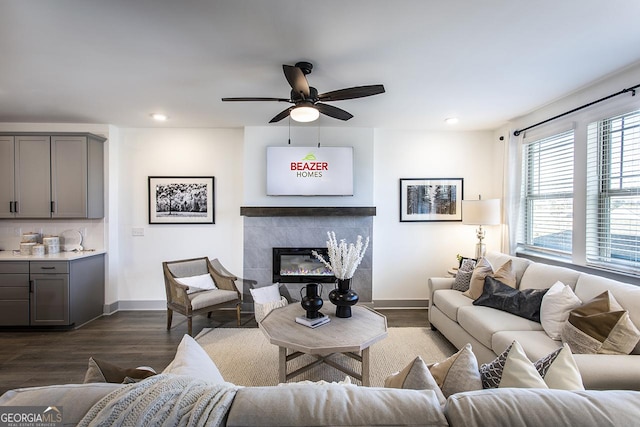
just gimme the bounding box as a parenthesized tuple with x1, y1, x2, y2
(432, 289, 474, 322)
(384, 356, 446, 405)
(427, 343, 482, 398)
(473, 276, 548, 322)
(457, 305, 543, 349)
(492, 330, 562, 362)
(518, 262, 581, 291)
(0, 383, 123, 426)
(561, 290, 640, 355)
(464, 258, 516, 300)
(444, 389, 640, 427)
(226, 385, 449, 427)
(162, 334, 225, 383)
(540, 281, 583, 340)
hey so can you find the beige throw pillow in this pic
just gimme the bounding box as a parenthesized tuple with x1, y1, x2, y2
(384, 356, 446, 405)
(427, 343, 482, 397)
(561, 291, 640, 355)
(463, 258, 516, 300)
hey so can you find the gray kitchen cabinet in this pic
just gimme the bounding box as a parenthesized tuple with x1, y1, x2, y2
(0, 262, 30, 326)
(0, 132, 105, 219)
(51, 134, 104, 218)
(29, 255, 105, 327)
(0, 135, 51, 218)
(0, 136, 15, 218)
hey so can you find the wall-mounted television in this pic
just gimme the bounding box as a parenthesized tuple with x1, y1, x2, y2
(266, 146, 353, 196)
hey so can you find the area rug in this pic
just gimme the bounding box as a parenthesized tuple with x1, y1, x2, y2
(195, 327, 456, 387)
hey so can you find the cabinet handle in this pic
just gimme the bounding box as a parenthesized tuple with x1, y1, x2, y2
(51, 201, 55, 213)
(14, 201, 18, 213)
(29, 280, 33, 293)
(40, 266, 56, 270)
(9, 201, 13, 213)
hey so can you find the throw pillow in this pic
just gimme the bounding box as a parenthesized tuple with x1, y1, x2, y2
(83, 357, 156, 384)
(384, 356, 446, 405)
(249, 283, 282, 304)
(540, 281, 582, 340)
(479, 341, 548, 389)
(480, 341, 584, 390)
(176, 273, 217, 294)
(473, 276, 548, 322)
(533, 343, 584, 390)
(162, 334, 225, 383)
(463, 258, 516, 300)
(452, 269, 473, 292)
(459, 258, 477, 271)
(427, 343, 483, 398)
(561, 291, 640, 355)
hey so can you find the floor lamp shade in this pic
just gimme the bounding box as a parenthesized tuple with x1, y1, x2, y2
(462, 198, 501, 259)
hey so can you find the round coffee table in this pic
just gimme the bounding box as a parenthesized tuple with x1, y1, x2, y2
(259, 303, 388, 386)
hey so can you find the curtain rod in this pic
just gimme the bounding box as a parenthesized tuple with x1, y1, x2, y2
(513, 83, 640, 137)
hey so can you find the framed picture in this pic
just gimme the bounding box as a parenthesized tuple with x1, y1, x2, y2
(148, 176, 215, 224)
(399, 178, 463, 222)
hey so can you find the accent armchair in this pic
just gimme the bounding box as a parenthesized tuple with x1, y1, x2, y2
(163, 257, 252, 336)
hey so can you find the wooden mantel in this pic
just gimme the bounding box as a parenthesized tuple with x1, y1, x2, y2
(240, 206, 376, 217)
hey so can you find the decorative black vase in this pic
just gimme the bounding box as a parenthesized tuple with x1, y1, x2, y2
(328, 278, 359, 318)
(300, 283, 323, 319)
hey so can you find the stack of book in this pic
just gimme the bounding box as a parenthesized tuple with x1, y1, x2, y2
(295, 313, 330, 328)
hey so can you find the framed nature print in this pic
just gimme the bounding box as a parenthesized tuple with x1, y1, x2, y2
(399, 178, 463, 222)
(148, 176, 215, 224)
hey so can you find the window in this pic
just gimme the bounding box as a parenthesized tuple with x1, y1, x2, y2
(586, 109, 640, 274)
(519, 130, 575, 255)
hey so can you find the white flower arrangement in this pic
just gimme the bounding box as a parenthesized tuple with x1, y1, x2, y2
(312, 231, 370, 280)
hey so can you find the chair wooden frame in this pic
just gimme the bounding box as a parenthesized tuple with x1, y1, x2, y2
(163, 257, 244, 336)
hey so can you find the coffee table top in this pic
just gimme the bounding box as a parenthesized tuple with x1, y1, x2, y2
(259, 303, 388, 355)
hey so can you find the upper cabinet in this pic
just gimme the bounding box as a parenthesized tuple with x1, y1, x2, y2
(0, 132, 106, 219)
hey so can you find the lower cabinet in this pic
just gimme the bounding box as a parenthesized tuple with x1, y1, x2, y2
(0, 254, 104, 327)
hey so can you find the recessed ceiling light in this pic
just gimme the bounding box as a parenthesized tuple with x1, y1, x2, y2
(151, 113, 168, 121)
(445, 117, 459, 125)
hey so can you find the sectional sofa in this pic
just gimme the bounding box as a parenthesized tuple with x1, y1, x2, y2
(428, 251, 640, 390)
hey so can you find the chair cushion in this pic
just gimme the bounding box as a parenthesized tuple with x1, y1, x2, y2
(189, 289, 238, 310)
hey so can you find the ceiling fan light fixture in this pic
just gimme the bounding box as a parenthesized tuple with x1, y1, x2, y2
(290, 105, 320, 122)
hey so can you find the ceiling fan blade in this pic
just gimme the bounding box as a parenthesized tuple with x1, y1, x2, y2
(269, 107, 293, 123)
(316, 103, 353, 121)
(221, 97, 290, 102)
(318, 84, 385, 102)
(283, 65, 310, 98)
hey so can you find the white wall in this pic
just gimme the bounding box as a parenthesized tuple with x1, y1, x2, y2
(372, 129, 503, 302)
(110, 127, 244, 307)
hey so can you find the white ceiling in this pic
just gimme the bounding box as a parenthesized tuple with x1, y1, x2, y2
(1, 0, 640, 131)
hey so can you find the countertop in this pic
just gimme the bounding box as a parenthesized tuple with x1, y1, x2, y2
(0, 250, 106, 261)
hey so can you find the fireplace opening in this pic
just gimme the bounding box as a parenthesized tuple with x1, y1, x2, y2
(273, 247, 335, 283)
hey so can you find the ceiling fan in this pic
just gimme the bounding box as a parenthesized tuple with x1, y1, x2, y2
(221, 61, 385, 123)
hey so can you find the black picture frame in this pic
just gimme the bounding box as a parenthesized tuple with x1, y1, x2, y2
(148, 176, 215, 224)
(399, 178, 463, 222)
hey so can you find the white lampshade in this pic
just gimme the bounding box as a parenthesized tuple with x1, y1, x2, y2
(462, 198, 501, 225)
(290, 105, 319, 122)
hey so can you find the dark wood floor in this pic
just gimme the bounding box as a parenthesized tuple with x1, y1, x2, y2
(0, 308, 428, 395)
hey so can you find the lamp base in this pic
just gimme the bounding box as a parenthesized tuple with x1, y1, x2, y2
(475, 242, 486, 259)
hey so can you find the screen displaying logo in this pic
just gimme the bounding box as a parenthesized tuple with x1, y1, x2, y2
(267, 146, 353, 196)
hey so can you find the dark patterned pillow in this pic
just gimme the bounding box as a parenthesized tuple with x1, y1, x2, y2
(452, 270, 474, 292)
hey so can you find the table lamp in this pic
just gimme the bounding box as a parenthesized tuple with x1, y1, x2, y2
(462, 196, 501, 259)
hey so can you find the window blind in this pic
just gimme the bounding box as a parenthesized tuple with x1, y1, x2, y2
(519, 130, 574, 255)
(586, 109, 640, 274)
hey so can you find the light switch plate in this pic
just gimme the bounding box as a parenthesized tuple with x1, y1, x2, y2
(132, 227, 144, 237)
